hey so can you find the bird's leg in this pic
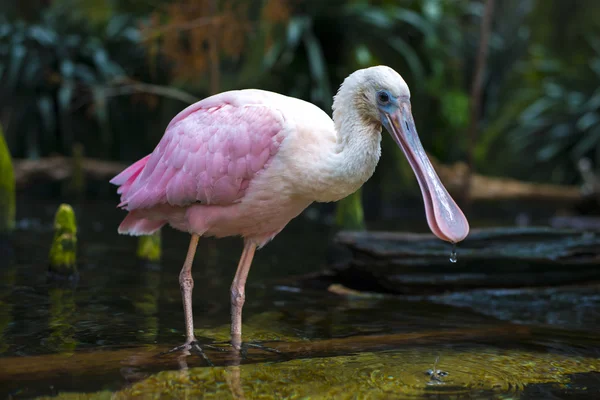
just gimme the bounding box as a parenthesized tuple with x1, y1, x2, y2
(205, 241, 280, 357)
(180, 234, 200, 345)
(165, 234, 213, 364)
(230, 241, 257, 351)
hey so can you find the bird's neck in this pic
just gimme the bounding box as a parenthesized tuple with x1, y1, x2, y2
(308, 107, 382, 203)
(336, 107, 382, 175)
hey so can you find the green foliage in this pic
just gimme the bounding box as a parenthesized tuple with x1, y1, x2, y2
(2, 0, 599, 189)
(0, 5, 172, 161)
(335, 189, 366, 230)
(48, 203, 78, 275)
(506, 41, 600, 183)
(477, 0, 600, 184)
(0, 124, 15, 234)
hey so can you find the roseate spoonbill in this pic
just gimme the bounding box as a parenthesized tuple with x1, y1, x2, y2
(110, 65, 469, 354)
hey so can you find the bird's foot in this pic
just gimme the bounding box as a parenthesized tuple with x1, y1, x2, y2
(205, 340, 282, 359)
(162, 338, 214, 367)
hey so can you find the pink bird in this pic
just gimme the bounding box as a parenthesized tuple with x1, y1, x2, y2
(111, 65, 469, 355)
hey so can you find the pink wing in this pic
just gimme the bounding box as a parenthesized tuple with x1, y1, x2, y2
(111, 94, 286, 211)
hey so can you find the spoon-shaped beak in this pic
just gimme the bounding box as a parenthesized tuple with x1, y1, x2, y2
(382, 100, 469, 243)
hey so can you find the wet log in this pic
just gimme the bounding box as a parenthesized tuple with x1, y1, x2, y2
(0, 325, 530, 382)
(307, 227, 600, 295)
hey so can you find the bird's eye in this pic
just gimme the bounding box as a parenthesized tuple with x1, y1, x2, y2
(377, 91, 390, 104)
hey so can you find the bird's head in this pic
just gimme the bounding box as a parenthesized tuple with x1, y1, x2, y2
(333, 65, 470, 244)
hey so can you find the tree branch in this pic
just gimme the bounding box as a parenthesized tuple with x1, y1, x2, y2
(464, 0, 495, 206)
(102, 82, 198, 105)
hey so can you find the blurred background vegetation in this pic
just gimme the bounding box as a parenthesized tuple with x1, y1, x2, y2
(1, 0, 599, 211)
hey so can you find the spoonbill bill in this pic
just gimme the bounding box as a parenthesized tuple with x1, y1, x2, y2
(110, 65, 469, 354)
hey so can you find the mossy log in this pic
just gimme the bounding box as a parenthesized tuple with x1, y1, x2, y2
(0, 125, 15, 234)
(48, 204, 78, 276)
(0, 324, 530, 381)
(306, 227, 600, 295)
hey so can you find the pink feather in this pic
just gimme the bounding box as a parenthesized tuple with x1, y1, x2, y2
(111, 93, 286, 234)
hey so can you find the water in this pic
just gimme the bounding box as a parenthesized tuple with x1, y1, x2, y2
(449, 242, 457, 263)
(1, 196, 600, 399)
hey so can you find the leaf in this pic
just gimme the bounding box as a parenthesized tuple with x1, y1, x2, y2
(566, 91, 585, 113)
(571, 125, 600, 159)
(122, 27, 140, 42)
(28, 25, 57, 46)
(586, 88, 600, 111)
(391, 9, 434, 38)
(7, 43, 26, 90)
(74, 63, 97, 83)
(303, 27, 332, 109)
(286, 17, 308, 50)
(106, 14, 131, 38)
(60, 59, 75, 79)
(37, 94, 56, 136)
(589, 58, 600, 78)
(263, 39, 284, 69)
(577, 112, 600, 132)
(519, 97, 556, 124)
(387, 37, 424, 85)
(22, 55, 41, 87)
(537, 141, 565, 162)
(92, 86, 112, 152)
(359, 8, 394, 30)
(543, 81, 564, 99)
(440, 90, 469, 129)
(58, 81, 74, 112)
(423, 0, 444, 21)
(354, 44, 372, 66)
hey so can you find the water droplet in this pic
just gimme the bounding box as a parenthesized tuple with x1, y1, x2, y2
(449, 243, 457, 263)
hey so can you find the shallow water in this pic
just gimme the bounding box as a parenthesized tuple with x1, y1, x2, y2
(1, 197, 599, 399)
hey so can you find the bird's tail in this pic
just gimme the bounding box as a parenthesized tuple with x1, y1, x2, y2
(117, 210, 166, 236)
(110, 155, 150, 208)
(111, 155, 167, 235)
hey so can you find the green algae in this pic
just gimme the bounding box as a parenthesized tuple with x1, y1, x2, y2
(38, 347, 600, 400)
(48, 204, 78, 275)
(36, 391, 114, 400)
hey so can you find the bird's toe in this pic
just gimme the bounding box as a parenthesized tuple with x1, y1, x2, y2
(162, 339, 214, 366)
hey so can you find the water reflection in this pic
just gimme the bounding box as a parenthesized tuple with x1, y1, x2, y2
(44, 283, 77, 353)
